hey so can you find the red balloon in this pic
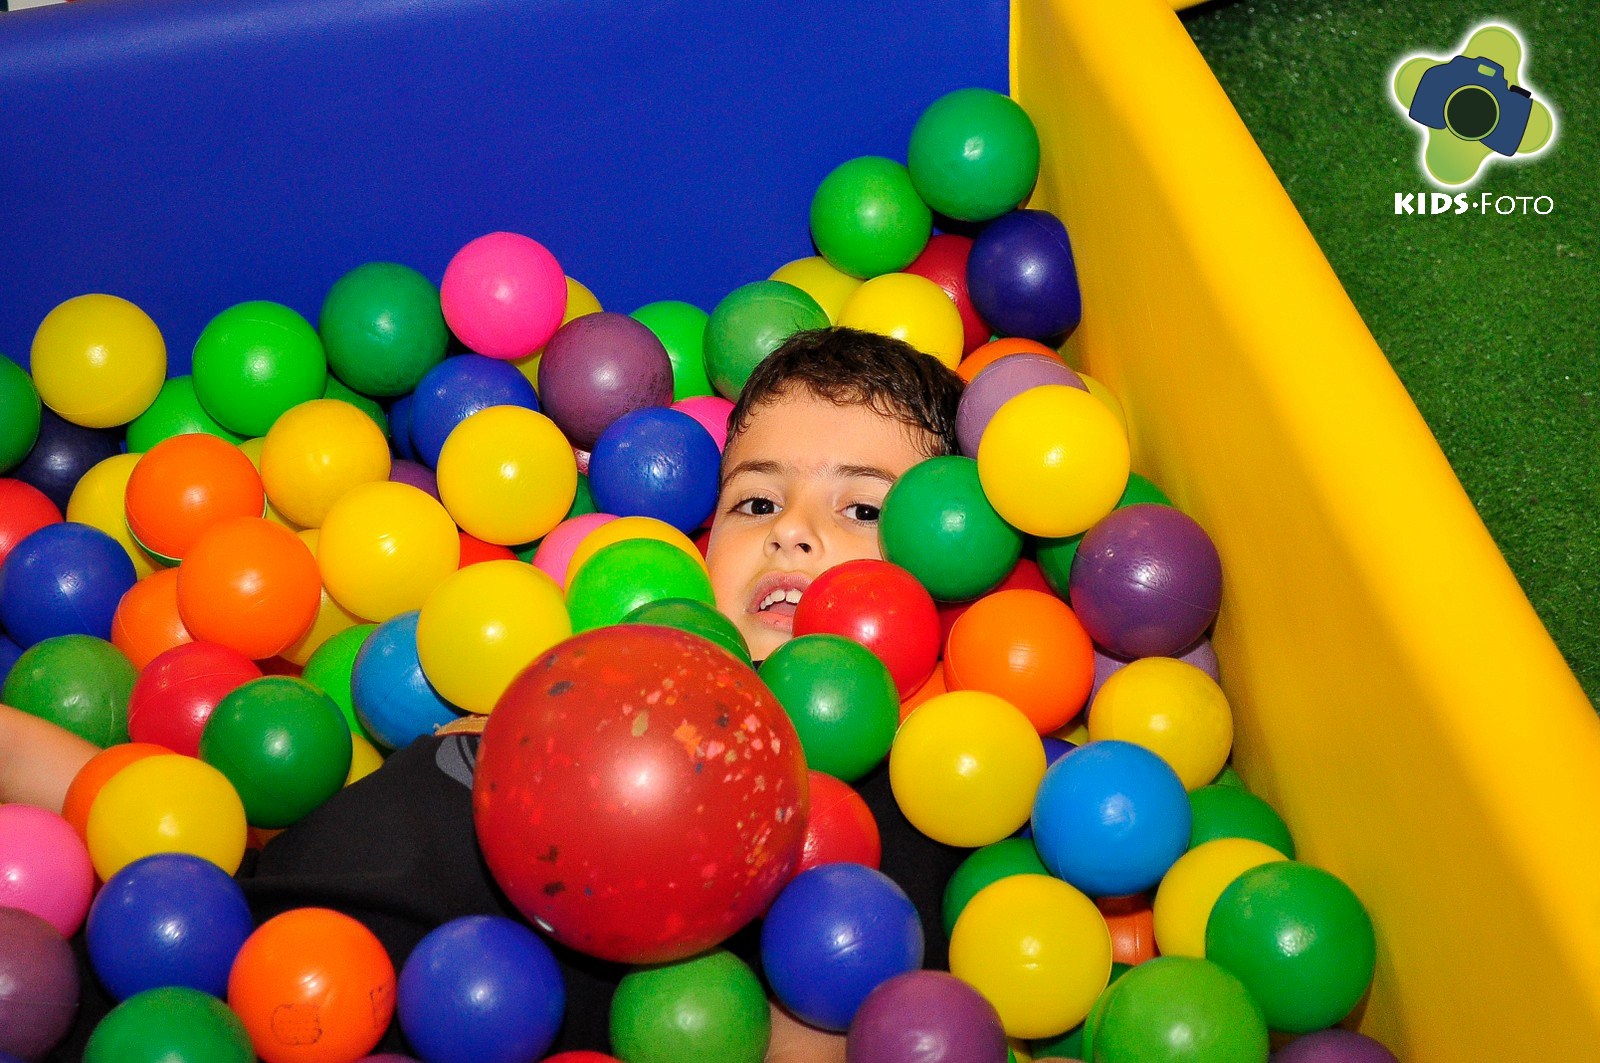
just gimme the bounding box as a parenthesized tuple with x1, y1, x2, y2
(0, 479, 62, 568)
(128, 641, 263, 756)
(457, 531, 517, 568)
(795, 771, 880, 876)
(791, 559, 939, 697)
(905, 233, 990, 355)
(473, 626, 808, 964)
(937, 556, 1054, 647)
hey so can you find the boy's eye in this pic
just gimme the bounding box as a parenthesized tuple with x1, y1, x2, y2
(844, 503, 881, 523)
(731, 496, 778, 517)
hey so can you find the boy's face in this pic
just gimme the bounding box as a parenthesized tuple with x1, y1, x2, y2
(706, 388, 934, 663)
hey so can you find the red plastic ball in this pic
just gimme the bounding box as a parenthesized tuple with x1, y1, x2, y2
(791, 559, 940, 697)
(473, 625, 807, 964)
(456, 530, 517, 567)
(0, 479, 62, 568)
(129, 640, 264, 756)
(796, 770, 880, 875)
(904, 233, 990, 355)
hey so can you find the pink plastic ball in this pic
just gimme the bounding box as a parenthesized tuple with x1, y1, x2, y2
(671, 395, 736, 453)
(531, 512, 618, 587)
(440, 232, 567, 360)
(0, 804, 94, 936)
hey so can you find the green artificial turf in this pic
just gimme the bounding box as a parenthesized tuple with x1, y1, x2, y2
(1182, 0, 1599, 706)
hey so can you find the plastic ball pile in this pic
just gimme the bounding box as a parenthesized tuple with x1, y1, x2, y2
(0, 84, 1391, 1063)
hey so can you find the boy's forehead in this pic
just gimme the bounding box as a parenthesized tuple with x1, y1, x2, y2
(720, 391, 934, 484)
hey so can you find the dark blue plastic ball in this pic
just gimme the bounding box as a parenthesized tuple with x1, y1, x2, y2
(351, 610, 460, 748)
(0, 634, 21, 689)
(0, 522, 136, 646)
(408, 354, 539, 468)
(588, 407, 720, 534)
(85, 853, 253, 1001)
(1031, 739, 1191, 897)
(12, 408, 123, 512)
(397, 915, 565, 1063)
(760, 863, 924, 1032)
(1041, 735, 1074, 767)
(388, 391, 418, 461)
(967, 208, 1082, 342)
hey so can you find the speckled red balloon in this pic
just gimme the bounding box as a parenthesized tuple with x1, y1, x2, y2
(473, 625, 808, 964)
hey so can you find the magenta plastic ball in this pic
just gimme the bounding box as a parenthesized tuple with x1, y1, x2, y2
(0, 907, 78, 1060)
(440, 231, 567, 359)
(1089, 636, 1220, 704)
(955, 353, 1085, 458)
(847, 970, 1007, 1063)
(1273, 1030, 1399, 1063)
(388, 458, 440, 501)
(532, 512, 617, 586)
(537, 312, 674, 450)
(0, 804, 94, 936)
(1069, 504, 1222, 659)
(671, 395, 735, 452)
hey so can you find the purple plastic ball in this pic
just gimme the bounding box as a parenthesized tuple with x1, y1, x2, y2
(0, 906, 79, 1060)
(537, 312, 674, 451)
(1089, 636, 1220, 705)
(388, 458, 440, 501)
(1069, 504, 1222, 659)
(588, 407, 721, 534)
(13, 408, 123, 512)
(1272, 1029, 1400, 1063)
(955, 353, 1085, 457)
(847, 970, 1007, 1063)
(967, 209, 1082, 341)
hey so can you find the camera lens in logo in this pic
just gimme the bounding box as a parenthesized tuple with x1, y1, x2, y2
(1444, 85, 1499, 141)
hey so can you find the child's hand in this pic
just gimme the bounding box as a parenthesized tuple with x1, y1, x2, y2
(0, 703, 98, 813)
(765, 1000, 847, 1063)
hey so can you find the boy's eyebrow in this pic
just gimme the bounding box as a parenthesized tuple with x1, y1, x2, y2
(720, 460, 898, 489)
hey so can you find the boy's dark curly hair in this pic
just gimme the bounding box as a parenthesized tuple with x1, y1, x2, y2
(725, 327, 965, 459)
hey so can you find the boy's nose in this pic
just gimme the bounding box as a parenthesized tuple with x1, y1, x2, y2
(767, 509, 818, 556)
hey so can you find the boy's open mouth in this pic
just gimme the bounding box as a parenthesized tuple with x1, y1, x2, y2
(747, 572, 812, 629)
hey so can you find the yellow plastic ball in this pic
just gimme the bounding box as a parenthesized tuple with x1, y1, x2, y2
(512, 276, 603, 391)
(976, 384, 1129, 538)
(317, 481, 460, 621)
(237, 437, 303, 531)
(565, 515, 707, 588)
(837, 272, 964, 369)
(1151, 838, 1287, 959)
(30, 294, 167, 428)
(770, 256, 863, 324)
(436, 406, 577, 547)
(260, 398, 392, 528)
(345, 733, 384, 786)
(1077, 371, 1128, 435)
(1089, 658, 1234, 791)
(417, 560, 572, 714)
(67, 452, 160, 579)
(280, 529, 364, 665)
(85, 754, 248, 879)
(888, 690, 1046, 847)
(949, 874, 1112, 1039)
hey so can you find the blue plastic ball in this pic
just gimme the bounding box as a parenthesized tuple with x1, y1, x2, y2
(1031, 739, 1191, 897)
(351, 610, 461, 749)
(1042, 735, 1074, 767)
(397, 915, 566, 1063)
(760, 863, 924, 1032)
(408, 354, 539, 468)
(588, 407, 721, 534)
(388, 391, 418, 461)
(12, 408, 123, 512)
(967, 208, 1082, 342)
(0, 522, 136, 646)
(0, 634, 21, 689)
(85, 853, 253, 1001)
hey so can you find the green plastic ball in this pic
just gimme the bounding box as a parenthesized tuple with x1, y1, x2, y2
(566, 538, 715, 633)
(567, 473, 597, 519)
(880, 455, 1023, 602)
(1, 635, 134, 746)
(703, 281, 828, 400)
(300, 623, 378, 743)
(191, 300, 328, 437)
(809, 156, 932, 278)
(85, 986, 254, 1063)
(1187, 785, 1295, 858)
(199, 675, 353, 829)
(610, 949, 771, 1063)
(1206, 862, 1376, 1034)
(323, 374, 389, 436)
(907, 87, 1041, 223)
(1087, 956, 1268, 1063)
(757, 634, 898, 782)
(1037, 473, 1172, 596)
(1212, 764, 1245, 788)
(0, 355, 42, 474)
(318, 261, 449, 397)
(942, 837, 1050, 938)
(633, 299, 714, 400)
(625, 597, 751, 665)
(125, 375, 244, 452)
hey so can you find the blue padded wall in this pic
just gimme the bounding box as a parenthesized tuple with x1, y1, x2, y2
(0, 0, 1008, 373)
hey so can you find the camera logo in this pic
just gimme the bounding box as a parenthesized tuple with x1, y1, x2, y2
(1391, 24, 1555, 186)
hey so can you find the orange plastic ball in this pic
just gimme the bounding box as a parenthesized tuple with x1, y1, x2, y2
(60, 742, 168, 840)
(228, 907, 396, 1063)
(124, 433, 265, 561)
(177, 517, 320, 660)
(956, 337, 1063, 383)
(942, 589, 1093, 734)
(110, 568, 193, 668)
(899, 664, 947, 723)
(1098, 895, 1158, 966)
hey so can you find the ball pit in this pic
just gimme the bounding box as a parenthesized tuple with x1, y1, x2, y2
(1089, 657, 1234, 790)
(318, 480, 460, 620)
(941, 837, 1051, 939)
(907, 86, 1040, 223)
(837, 271, 965, 369)
(943, 588, 1094, 735)
(533, 511, 618, 585)
(791, 558, 940, 697)
(957, 352, 1086, 458)
(566, 536, 715, 633)
(60, 742, 167, 839)
(670, 394, 735, 452)
(1187, 784, 1296, 858)
(1151, 838, 1287, 960)
(878, 455, 1023, 601)
(1083, 956, 1268, 1063)
(624, 596, 751, 665)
